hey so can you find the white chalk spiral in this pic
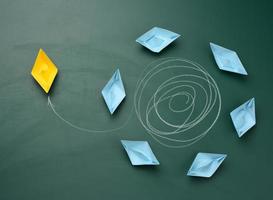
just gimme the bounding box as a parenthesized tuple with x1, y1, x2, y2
(134, 58, 221, 148)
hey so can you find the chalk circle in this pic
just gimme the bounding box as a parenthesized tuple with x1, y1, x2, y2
(134, 58, 222, 148)
(47, 47, 138, 133)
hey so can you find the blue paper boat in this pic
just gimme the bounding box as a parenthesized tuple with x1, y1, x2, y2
(230, 98, 256, 137)
(136, 27, 180, 53)
(121, 140, 160, 166)
(187, 152, 227, 178)
(210, 42, 247, 75)
(101, 69, 126, 114)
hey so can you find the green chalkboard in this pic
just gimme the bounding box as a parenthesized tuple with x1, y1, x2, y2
(0, 0, 272, 199)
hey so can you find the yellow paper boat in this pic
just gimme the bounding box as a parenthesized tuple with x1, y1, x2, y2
(31, 49, 58, 93)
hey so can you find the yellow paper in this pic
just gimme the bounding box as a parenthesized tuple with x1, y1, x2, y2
(31, 49, 58, 93)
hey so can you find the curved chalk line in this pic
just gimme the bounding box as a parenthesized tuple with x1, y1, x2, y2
(134, 58, 222, 148)
(48, 96, 134, 133)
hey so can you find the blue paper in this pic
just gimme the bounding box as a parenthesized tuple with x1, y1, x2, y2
(230, 98, 256, 137)
(187, 153, 227, 178)
(121, 140, 160, 166)
(101, 69, 126, 114)
(136, 27, 180, 53)
(210, 42, 247, 75)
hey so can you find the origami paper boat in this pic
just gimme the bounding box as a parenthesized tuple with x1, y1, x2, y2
(101, 69, 126, 114)
(121, 140, 160, 166)
(31, 49, 58, 93)
(187, 152, 227, 178)
(136, 27, 180, 53)
(210, 42, 247, 75)
(230, 98, 256, 137)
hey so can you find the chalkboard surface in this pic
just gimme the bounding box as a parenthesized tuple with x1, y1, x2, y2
(0, 0, 272, 199)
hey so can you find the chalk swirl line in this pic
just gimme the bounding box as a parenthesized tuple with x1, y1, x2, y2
(134, 58, 222, 148)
